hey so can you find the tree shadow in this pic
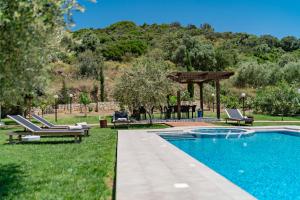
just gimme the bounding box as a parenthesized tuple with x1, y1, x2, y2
(0, 163, 25, 198)
(5, 140, 80, 145)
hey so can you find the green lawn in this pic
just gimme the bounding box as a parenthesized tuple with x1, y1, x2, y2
(213, 121, 300, 126)
(0, 116, 168, 200)
(0, 127, 117, 200)
(203, 110, 300, 121)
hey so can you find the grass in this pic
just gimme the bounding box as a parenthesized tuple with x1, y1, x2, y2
(213, 121, 300, 127)
(203, 110, 300, 121)
(0, 115, 169, 200)
(0, 127, 117, 200)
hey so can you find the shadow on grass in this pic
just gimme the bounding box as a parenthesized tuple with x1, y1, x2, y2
(0, 163, 24, 198)
(4, 139, 81, 145)
(112, 123, 167, 130)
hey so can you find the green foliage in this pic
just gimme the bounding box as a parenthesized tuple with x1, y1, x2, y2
(215, 47, 239, 70)
(0, 0, 82, 110)
(35, 95, 53, 116)
(254, 82, 300, 116)
(234, 60, 300, 88)
(172, 35, 217, 71)
(114, 57, 173, 123)
(79, 92, 91, 106)
(282, 62, 300, 83)
(168, 96, 177, 106)
(181, 90, 194, 102)
(77, 50, 104, 77)
(102, 40, 147, 61)
(233, 62, 282, 87)
(221, 95, 240, 109)
(278, 53, 298, 67)
(79, 92, 91, 117)
(77, 32, 100, 52)
(59, 79, 69, 104)
(280, 36, 300, 51)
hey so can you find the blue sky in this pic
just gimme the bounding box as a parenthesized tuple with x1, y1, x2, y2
(73, 0, 300, 38)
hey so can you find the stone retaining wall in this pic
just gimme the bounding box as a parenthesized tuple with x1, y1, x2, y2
(33, 102, 120, 114)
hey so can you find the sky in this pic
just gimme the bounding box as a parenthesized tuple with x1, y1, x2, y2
(73, 0, 300, 38)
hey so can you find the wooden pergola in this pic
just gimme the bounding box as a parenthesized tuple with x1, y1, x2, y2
(167, 71, 234, 119)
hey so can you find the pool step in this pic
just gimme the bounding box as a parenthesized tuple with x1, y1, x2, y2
(160, 134, 197, 140)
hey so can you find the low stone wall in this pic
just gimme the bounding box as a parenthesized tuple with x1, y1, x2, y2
(32, 102, 120, 115)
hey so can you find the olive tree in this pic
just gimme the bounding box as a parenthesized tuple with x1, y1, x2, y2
(0, 0, 87, 115)
(79, 92, 91, 117)
(254, 82, 300, 116)
(114, 57, 174, 124)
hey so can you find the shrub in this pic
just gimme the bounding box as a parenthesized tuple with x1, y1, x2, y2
(282, 62, 300, 83)
(233, 62, 282, 87)
(102, 40, 147, 61)
(254, 82, 300, 116)
(221, 95, 240, 109)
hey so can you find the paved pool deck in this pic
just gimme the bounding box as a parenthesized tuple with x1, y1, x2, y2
(116, 126, 261, 200)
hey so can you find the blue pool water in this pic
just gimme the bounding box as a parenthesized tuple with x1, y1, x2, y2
(163, 130, 300, 200)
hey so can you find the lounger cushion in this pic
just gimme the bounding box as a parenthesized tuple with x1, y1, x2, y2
(116, 118, 128, 121)
(76, 122, 88, 126)
(68, 125, 83, 130)
(22, 135, 41, 141)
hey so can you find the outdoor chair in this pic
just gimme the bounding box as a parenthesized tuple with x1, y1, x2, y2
(7, 115, 84, 143)
(224, 108, 254, 125)
(32, 114, 90, 135)
(112, 111, 131, 128)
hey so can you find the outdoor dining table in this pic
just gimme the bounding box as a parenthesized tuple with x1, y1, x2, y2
(168, 105, 197, 119)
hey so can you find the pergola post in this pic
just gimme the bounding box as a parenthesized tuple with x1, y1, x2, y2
(199, 83, 204, 113)
(216, 80, 221, 119)
(177, 90, 181, 120)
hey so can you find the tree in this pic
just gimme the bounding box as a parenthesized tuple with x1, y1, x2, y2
(282, 62, 300, 83)
(77, 50, 105, 103)
(215, 47, 238, 70)
(114, 57, 173, 124)
(59, 79, 69, 104)
(90, 84, 99, 112)
(36, 95, 53, 117)
(172, 35, 216, 97)
(0, 0, 85, 115)
(102, 40, 147, 61)
(280, 36, 300, 51)
(172, 35, 216, 71)
(278, 54, 297, 67)
(200, 23, 214, 33)
(233, 62, 282, 87)
(79, 92, 91, 117)
(254, 82, 300, 116)
(259, 35, 280, 48)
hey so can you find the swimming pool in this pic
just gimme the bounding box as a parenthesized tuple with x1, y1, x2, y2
(161, 128, 300, 200)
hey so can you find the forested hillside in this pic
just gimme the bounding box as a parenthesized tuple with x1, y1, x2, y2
(69, 21, 300, 88)
(3, 18, 300, 116)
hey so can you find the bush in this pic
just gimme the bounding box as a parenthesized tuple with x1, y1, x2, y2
(102, 40, 147, 61)
(254, 82, 300, 116)
(221, 95, 240, 109)
(282, 62, 300, 83)
(233, 62, 282, 87)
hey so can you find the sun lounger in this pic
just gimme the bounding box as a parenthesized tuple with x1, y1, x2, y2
(32, 114, 90, 135)
(224, 108, 254, 125)
(7, 115, 84, 143)
(112, 111, 132, 128)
